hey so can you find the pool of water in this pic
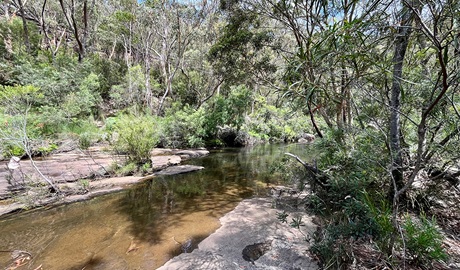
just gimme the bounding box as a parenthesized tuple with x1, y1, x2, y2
(0, 144, 312, 269)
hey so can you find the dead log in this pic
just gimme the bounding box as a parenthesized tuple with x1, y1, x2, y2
(285, 153, 330, 190)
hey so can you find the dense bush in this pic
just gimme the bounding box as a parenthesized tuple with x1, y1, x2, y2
(108, 114, 159, 163)
(293, 129, 449, 268)
(244, 96, 310, 143)
(159, 104, 206, 148)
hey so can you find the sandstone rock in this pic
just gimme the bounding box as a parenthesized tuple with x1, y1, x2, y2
(158, 197, 318, 270)
(173, 149, 210, 159)
(151, 155, 182, 171)
(298, 133, 315, 144)
(153, 165, 204, 176)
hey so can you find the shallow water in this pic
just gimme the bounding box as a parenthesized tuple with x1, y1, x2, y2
(0, 144, 312, 269)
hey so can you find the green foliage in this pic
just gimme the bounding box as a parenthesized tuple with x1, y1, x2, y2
(208, 5, 276, 85)
(62, 73, 101, 119)
(304, 130, 394, 267)
(79, 132, 94, 149)
(3, 144, 25, 158)
(110, 114, 159, 163)
(0, 84, 42, 110)
(91, 56, 127, 99)
(141, 162, 152, 174)
(37, 143, 58, 156)
(244, 96, 310, 143)
(116, 162, 138, 176)
(276, 211, 288, 223)
(109, 65, 146, 109)
(363, 191, 394, 253)
(402, 214, 448, 264)
(203, 85, 252, 141)
(15, 54, 92, 106)
(160, 104, 206, 148)
(311, 232, 347, 268)
(78, 179, 91, 193)
(290, 215, 305, 229)
(305, 194, 327, 215)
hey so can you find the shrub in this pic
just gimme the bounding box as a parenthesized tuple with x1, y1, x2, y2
(299, 130, 394, 267)
(79, 132, 93, 149)
(110, 114, 159, 163)
(159, 104, 206, 148)
(116, 162, 138, 176)
(363, 191, 394, 254)
(109, 65, 146, 109)
(402, 213, 447, 264)
(61, 73, 101, 119)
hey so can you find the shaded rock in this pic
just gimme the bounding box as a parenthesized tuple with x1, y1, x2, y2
(298, 133, 315, 144)
(242, 240, 272, 263)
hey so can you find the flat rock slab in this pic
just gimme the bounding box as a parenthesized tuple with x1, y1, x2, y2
(158, 197, 318, 270)
(153, 165, 204, 176)
(150, 149, 209, 171)
(0, 166, 204, 216)
(0, 151, 122, 199)
(151, 155, 182, 171)
(0, 148, 209, 200)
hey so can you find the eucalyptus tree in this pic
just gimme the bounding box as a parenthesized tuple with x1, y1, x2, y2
(0, 1, 14, 58)
(174, 0, 225, 108)
(389, 0, 460, 205)
(0, 0, 33, 52)
(209, 0, 278, 104)
(215, 0, 387, 138)
(37, 0, 69, 59)
(141, 0, 211, 114)
(57, 0, 92, 62)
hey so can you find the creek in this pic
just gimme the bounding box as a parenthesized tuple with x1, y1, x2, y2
(0, 144, 312, 270)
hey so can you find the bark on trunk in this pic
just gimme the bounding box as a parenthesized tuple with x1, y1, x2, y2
(17, 0, 30, 52)
(389, 4, 413, 200)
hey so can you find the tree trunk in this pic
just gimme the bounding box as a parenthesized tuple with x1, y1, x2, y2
(157, 22, 171, 115)
(59, 0, 85, 62)
(308, 102, 323, 138)
(2, 4, 14, 57)
(145, 56, 153, 112)
(389, 3, 414, 201)
(17, 0, 30, 52)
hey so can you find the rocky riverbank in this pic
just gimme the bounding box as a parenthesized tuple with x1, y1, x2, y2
(158, 187, 319, 270)
(0, 146, 209, 217)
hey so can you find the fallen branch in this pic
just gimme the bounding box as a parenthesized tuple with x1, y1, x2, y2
(285, 153, 330, 190)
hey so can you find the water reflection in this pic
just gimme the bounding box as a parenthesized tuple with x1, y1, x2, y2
(0, 144, 312, 269)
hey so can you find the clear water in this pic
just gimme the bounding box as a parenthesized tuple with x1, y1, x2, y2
(0, 144, 312, 269)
